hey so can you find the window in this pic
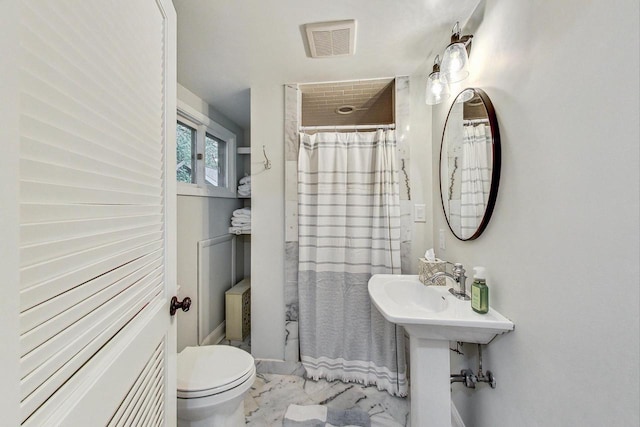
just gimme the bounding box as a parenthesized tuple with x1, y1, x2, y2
(176, 101, 236, 198)
(205, 133, 226, 187)
(176, 121, 196, 183)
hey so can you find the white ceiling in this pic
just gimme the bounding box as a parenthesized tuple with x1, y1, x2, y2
(173, 0, 481, 129)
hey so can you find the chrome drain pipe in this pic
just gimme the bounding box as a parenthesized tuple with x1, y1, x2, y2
(451, 344, 497, 389)
(451, 369, 477, 388)
(475, 344, 497, 388)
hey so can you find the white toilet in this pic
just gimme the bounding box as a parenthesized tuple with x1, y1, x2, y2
(177, 345, 256, 427)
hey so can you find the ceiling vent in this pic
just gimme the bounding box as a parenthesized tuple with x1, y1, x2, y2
(305, 20, 357, 58)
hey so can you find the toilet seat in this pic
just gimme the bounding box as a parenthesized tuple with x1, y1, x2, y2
(177, 345, 255, 399)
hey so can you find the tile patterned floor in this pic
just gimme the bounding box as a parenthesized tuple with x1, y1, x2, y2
(220, 336, 251, 353)
(221, 335, 410, 426)
(244, 373, 410, 427)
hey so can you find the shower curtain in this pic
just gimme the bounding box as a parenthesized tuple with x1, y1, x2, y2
(297, 129, 407, 397)
(460, 124, 491, 238)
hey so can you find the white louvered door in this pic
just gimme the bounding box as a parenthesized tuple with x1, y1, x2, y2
(2, 1, 177, 425)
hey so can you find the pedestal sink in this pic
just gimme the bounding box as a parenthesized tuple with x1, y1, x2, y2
(368, 275, 514, 427)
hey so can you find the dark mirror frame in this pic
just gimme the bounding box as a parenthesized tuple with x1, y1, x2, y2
(439, 88, 501, 241)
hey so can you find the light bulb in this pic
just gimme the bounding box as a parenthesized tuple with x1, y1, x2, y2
(448, 51, 462, 72)
(432, 79, 444, 96)
(441, 42, 470, 83)
(425, 71, 450, 105)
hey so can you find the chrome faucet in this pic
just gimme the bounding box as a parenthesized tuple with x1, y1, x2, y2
(429, 263, 471, 300)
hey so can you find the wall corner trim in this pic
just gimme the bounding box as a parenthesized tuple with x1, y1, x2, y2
(451, 401, 466, 427)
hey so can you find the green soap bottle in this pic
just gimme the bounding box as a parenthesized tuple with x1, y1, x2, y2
(471, 266, 489, 314)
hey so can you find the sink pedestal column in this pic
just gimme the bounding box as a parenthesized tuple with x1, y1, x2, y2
(410, 337, 451, 427)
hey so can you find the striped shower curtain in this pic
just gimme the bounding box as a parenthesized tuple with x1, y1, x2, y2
(297, 129, 407, 397)
(460, 124, 491, 239)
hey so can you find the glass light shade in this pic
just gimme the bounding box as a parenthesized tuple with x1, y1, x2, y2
(455, 88, 475, 103)
(441, 42, 470, 83)
(425, 71, 450, 105)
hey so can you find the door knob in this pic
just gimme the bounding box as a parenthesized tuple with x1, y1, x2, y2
(170, 296, 191, 316)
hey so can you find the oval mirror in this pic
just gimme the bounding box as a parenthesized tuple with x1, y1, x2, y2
(439, 88, 501, 240)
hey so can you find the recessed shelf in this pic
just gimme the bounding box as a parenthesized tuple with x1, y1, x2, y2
(229, 227, 251, 235)
(237, 147, 251, 155)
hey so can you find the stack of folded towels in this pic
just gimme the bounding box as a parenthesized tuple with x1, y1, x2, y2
(230, 207, 251, 234)
(238, 175, 251, 197)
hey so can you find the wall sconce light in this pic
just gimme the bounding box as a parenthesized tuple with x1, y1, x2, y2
(425, 55, 450, 105)
(441, 22, 473, 84)
(425, 21, 474, 105)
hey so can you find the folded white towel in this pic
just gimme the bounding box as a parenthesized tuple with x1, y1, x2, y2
(238, 180, 251, 197)
(233, 208, 251, 217)
(239, 176, 251, 185)
(229, 225, 251, 235)
(231, 208, 251, 227)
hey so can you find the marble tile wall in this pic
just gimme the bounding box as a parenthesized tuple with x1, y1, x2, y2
(284, 84, 301, 363)
(282, 78, 412, 364)
(395, 76, 413, 275)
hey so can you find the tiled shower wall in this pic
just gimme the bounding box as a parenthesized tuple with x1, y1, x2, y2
(283, 77, 412, 362)
(300, 79, 394, 126)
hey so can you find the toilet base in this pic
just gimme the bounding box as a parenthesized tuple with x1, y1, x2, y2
(177, 345, 255, 427)
(177, 400, 245, 427)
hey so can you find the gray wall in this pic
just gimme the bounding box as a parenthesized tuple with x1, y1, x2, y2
(176, 84, 247, 351)
(428, 1, 639, 425)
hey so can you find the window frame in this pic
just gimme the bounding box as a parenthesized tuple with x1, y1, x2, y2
(176, 117, 197, 184)
(204, 132, 227, 187)
(176, 100, 236, 198)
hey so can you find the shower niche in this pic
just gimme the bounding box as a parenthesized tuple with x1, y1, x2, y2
(299, 78, 395, 129)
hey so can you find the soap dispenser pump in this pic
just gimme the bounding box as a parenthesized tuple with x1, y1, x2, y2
(471, 266, 489, 314)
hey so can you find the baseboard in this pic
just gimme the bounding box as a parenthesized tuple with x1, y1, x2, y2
(255, 359, 306, 376)
(201, 321, 226, 346)
(451, 401, 466, 427)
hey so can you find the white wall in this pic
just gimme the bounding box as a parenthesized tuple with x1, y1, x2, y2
(429, 1, 639, 425)
(176, 84, 246, 351)
(409, 73, 435, 265)
(250, 82, 286, 359)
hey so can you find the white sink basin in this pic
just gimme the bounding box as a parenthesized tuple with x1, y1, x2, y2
(368, 274, 514, 427)
(369, 274, 514, 343)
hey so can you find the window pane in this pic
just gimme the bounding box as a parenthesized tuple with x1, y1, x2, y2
(176, 121, 195, 183)
(205, 133, 226, 187)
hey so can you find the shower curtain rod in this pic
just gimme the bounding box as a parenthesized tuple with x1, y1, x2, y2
(299, 124, 396, 131)
(463, 118, 489, 124)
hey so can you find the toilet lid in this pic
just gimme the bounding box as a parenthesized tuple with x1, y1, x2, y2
(177, 346, 254, 398)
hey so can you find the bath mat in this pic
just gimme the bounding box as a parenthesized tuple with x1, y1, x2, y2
(283, 404, 371, 427)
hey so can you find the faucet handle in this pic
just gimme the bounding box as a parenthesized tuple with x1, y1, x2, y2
(450, 263, 471, 300)
(452, 263, 465, 275)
